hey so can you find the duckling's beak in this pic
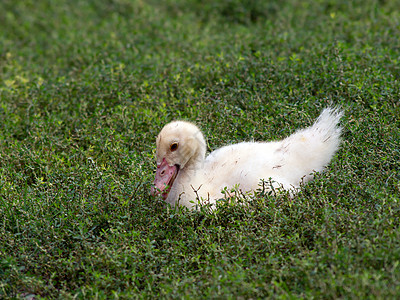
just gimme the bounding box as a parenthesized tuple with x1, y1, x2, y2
(151, 158, 179, 200)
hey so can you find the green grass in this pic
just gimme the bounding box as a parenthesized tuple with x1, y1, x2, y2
(1, 0, 399, 298)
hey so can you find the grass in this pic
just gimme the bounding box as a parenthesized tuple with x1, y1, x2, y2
(0, 0, 399, 298)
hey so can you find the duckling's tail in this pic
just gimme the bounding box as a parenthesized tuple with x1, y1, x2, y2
(278, 107, 343, 186)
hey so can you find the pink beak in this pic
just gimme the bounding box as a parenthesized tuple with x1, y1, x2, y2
(151, 158, 179, 200)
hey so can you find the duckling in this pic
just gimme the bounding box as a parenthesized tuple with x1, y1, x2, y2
(151, 107, 343, 209)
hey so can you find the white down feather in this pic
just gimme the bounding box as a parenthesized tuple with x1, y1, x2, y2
(151, 107, 343, 209)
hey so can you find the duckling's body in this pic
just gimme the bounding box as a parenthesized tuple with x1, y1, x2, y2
(151, 108, 343, 209)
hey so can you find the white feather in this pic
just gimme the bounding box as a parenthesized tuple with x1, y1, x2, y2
(153, 107, 343, 209)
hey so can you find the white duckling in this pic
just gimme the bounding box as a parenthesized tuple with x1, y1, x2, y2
(151, 107, 343, 209)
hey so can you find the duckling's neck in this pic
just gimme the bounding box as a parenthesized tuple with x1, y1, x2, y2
(180, 130, 206, 171)
(181, 155, 203, 178)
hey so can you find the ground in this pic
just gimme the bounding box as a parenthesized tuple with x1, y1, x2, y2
(0, 0, 399, 298)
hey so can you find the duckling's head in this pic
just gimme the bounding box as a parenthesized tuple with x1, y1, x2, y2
(151, 121, 206, 199)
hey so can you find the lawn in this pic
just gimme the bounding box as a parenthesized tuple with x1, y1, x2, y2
(1, 0, 399, 298)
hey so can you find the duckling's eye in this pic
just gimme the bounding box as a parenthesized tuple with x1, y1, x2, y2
(170, 142, 178, 152)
